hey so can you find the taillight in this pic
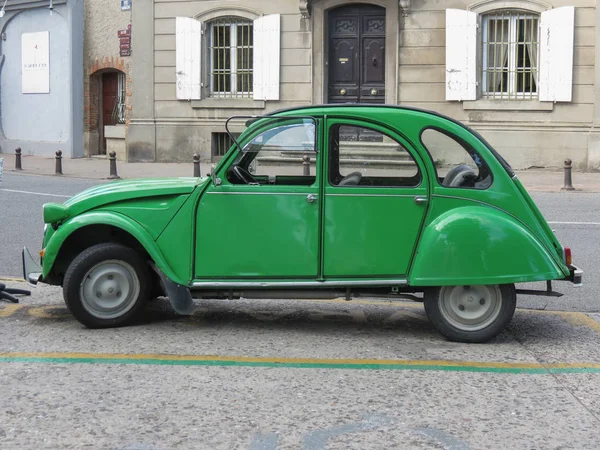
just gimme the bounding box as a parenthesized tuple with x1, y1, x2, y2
(563, 247, 572, 266)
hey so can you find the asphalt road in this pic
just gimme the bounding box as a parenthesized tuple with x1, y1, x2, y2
(1, 171, 598, 311)
(0, 172, 101, 280)
(2, 289, 600, 449)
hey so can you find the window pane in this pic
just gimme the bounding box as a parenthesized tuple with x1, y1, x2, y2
(228, 120, 316, 184)
(482, 12, 539, 99)
(329, 125, 421, 188)
(209, 18, 253, 97)
(421, 128, 491, 189)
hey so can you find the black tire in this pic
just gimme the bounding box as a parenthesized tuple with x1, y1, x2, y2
(424, 284, 516, 343)
(63, 243, 151, 328)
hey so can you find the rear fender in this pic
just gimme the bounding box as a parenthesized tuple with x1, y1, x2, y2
(410, 206, 565, 286)
(42, 211, 185, 285)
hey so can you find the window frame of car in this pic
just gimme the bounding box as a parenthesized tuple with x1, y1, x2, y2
(419, 125, 495, 190)
(220, 115, 320, 187)
(325, 118, 426, 190)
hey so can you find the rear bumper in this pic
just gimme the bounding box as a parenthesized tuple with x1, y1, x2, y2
(22, 247, 42, 285)
(566, 264, 583, 286)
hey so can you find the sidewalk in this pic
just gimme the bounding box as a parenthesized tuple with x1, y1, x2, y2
(2, 153, 600, 193)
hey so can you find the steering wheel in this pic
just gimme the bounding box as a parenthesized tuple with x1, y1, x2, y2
(338, 171, 362, 186)
(232, 165, 258, 185)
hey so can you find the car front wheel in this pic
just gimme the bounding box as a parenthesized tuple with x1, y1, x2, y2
(63, 243, 151, 328)
(424, 284, 516, 343)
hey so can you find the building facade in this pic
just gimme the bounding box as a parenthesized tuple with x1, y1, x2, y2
(128, 0, 598, 170)
(0, 0, 83, 158)
(83, 0, 132, 160)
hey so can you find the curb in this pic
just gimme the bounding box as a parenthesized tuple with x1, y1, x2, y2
(5, 168, 116, 181)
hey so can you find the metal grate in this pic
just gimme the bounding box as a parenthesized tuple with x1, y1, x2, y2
(212, 132, 239, 159)
(209, 17, 253, 98)
(111, 72, 126, 124)
(482, 11, 539, 100)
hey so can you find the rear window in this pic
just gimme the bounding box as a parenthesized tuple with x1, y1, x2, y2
(421, 128, 492, 189)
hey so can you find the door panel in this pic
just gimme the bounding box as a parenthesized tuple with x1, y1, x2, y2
(323, 120, 428, 278)
(195, 186, 320, 278)
(324, 193, 426, 277)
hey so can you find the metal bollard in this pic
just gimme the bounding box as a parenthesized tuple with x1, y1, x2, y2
(561, 158, 575, 191)
(193, 153, 200, 177)
(15, 147, 22, 170)
(55, 150, 63, 175)
(303, 154, 311, 177)
(108, 151, 120, 179)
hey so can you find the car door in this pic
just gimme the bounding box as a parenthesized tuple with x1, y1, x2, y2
(194, 118, 321, 279)
(323, 119, 429, 278)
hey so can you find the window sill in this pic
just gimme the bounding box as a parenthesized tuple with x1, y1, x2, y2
(191, 98, 266, 109)
(462, 99, 554, 111)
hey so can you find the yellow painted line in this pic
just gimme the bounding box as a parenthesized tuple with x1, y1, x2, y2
(1, 351, 600, 374)
(518, 309, 600, 334)
(27, 306, 71, 319)
(0, 276, 25, 283)
(0, 304, 25, 317)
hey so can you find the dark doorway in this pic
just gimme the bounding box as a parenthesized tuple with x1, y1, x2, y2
(327, 4, 385, 104)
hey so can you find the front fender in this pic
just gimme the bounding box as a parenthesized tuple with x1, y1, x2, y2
(410, 206, 565, 286)
(42, 211, 184, 285)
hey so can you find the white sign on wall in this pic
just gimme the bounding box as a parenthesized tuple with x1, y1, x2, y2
(22, 31, 50, 94)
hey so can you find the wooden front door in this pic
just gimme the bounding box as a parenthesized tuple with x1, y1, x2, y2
(101, 72, 119, 154)
(327, 4, 385, 104)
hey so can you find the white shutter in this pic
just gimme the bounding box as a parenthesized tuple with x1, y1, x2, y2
(539, 7, 575, 102)
(176, 17, 202, 100)
(253, 14, 280, 101)
(445, 9, 477, 101)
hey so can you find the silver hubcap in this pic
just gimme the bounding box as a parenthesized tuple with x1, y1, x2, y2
(80, 260, 140, 320)
(438, 285, 502, 331)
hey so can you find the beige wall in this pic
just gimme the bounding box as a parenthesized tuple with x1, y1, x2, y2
(132, 0, 598, 168)
(84, 0, 132, 157)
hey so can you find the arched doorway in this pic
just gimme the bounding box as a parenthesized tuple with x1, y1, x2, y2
(87, 69, 126, 155)
(327, 4, 386, 104)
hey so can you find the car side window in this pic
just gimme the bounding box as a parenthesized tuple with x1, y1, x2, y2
(228, 120, 316, 186)
(421, 128, 492, 189)
(328, 124, 421, 187)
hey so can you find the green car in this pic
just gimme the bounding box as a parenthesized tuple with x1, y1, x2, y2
(23, 105, 582, 343)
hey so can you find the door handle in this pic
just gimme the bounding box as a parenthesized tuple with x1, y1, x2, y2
(414, 196, 428, 205)
(307, 194, 318, 203)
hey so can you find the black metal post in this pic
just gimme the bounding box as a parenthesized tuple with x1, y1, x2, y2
(303, 154, 311, 177)
(15, 147, 22, 170)
(55, 150, 63, 175)
(193, 153, 200, 177)
(108, 151, 120, 179)
(561, 158, 575, 191)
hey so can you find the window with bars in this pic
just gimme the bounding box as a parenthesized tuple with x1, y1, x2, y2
(212, 132, 239, 160)
(209, 17, 253, 98)
(482, 11, 539, 99)
(111, 72, 126, 124)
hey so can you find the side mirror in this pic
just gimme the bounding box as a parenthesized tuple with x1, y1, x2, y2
(211, 164, 222, 186)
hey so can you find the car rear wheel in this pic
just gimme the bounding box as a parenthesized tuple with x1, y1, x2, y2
(424, 284, 516, 343)
(63, 243, 150, 328)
